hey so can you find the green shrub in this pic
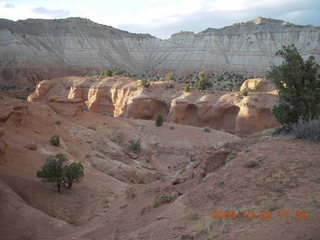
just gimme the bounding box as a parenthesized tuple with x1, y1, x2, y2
(166, 72, 174, 81)
(101, 69, 112, 77)
(37, 153, 84, 192)
(140, 79, 149, 87)
(114, 67, 124, 75)
(155, 114, 163, 126)
(195, 72, 212, 90)
(183, 85, 190, 93)
(49, 135, 60, 146)
(63, 162, 84, 189)
(152, 200, 161, 208)
(241, 88, 248, 96)
(225, 154, 236, 163)
(267, 44, 320, 125)
(128, 139, 141, 153)
(128, 72, 136, 77)
(152, 194, 171, 208)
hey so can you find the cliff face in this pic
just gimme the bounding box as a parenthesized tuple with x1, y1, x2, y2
(28, 76, 279, 136)
(1, 17, 319, 88)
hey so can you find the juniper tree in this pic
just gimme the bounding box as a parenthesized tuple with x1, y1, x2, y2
(267, 44, 320, 125)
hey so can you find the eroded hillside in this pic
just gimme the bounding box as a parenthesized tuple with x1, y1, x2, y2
(0, 90, 320, 240)
(1, 17, 319, 88)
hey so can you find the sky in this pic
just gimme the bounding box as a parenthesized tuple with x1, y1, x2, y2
(0, 0, 319, 39)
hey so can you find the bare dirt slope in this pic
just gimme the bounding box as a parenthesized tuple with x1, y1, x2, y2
(0, 95, 319, 240)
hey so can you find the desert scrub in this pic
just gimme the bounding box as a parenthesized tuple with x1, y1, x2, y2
(128, 138, 141, 153)
(241, 88, 248, 96)
(225, 154, 236, 163)
(183, 85, 190, 93)
(204, 126, 211, 132)
(55, 120, 61, 125)
(185, 211, 199, 221)
(291, 117, 320, 143)
(196, 218, 229, 239)
(244, 160, 258, 168)
(113, 67, 124, 75)
(140, 79, 149, 88)
(49, 135, 60, 146)
(152, 194, 172, 208)
(155, 114, 163, 126)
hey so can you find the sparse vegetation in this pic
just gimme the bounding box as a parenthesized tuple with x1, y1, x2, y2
(196, 218, 229, 239)
(185, 211, 199, 221)
(244, 160, 258, 168)
(241, 88, 248, 96)
(166, 72, 174, 81)
(152, 194, 172, 208)
(195, 71, 212, 90)
(128, 138, 141, 153)
(204, 126, 211, 132)
(55, 120, 61, 125)
(225, 154, 236, 163)
(37, 153, 83, 192)
(128, 72, 136, 77)
(291, 117, 320, 143)
(49, 135, 60, 146)
(140, 79, 150, 88)
(183, 85, 190, 93)
(0, 85, 15, 91)
(155, 114, 163, 126)
(113, 67, 124, 75)
(101, 69, 112, 77)
(267, 44, 320, 126)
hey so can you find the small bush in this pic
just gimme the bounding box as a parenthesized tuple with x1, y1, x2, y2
(155, 114, 163, 126)
(152, 194, 171, 208)
(101, 69, 112, 77)
(128, 72, 136, 77)
(291, 117, 320, 143)
(152, 201, 161, 208)
(272, 126, 291, 135)
(114, 67, 124, 75)
(49, 135, 60, 146)
(186, 212, 199, 221)
(166, 72, 174, 81)
(140, 79, 149, 88)
(195, 72, 212, 90)
(204, 127, 211, 132)
(55, 120, 61, 125)
(244, 160, 258, 168)
(128, 139, 141, 153)
(183, 85, 190, 93)
(241, 88, 248, 96)
(225, 154, 236, 163)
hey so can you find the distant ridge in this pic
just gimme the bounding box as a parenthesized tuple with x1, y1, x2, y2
(0, 16, 319, 88)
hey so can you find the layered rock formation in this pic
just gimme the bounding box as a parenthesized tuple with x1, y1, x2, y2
(1, 17, 319, 88)
(28, 76, 279, 135)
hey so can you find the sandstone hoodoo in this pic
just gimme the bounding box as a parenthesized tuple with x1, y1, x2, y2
(1, 17, 319, 89)
(28, 76, 279, 135)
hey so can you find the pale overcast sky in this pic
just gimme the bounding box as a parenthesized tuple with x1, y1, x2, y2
(0, 0, 319, 38)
